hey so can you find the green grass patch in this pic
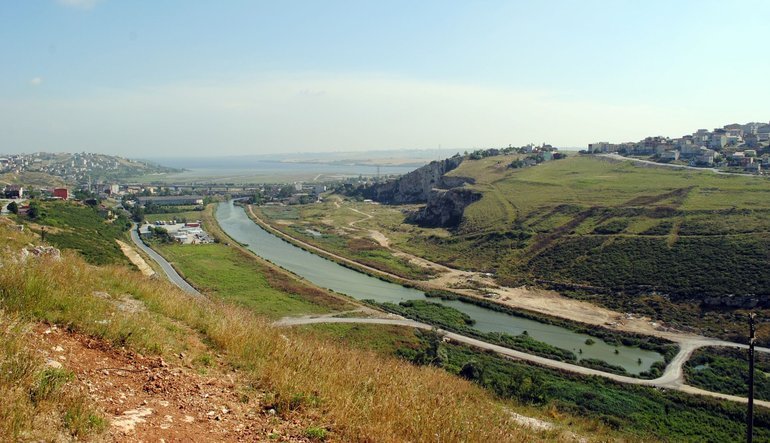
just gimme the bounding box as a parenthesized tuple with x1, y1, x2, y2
(295, 323, 421, 356)
(20, 200, 131, 266)
(154, 243, 333, 318)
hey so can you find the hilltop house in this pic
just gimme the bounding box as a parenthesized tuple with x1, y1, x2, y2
(758, 124, 770, 141)
(3, 185, 23, 199)
(695, 148, 717, 166)
(53, 188, 69, 199)
(660, 150, 680, 162)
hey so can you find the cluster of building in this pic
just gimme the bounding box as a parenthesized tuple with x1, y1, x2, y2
(589, 121, 770, 173)
(2, 184, 72, 200)
(0, 152, 172, 183)
(140, 221, 213, 244)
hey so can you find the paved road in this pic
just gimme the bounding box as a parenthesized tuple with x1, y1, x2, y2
(276, 316, 770, 409)
(598, 153, 763, 177)
(129, 224, 202, 296)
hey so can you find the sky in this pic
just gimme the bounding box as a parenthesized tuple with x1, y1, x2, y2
(2, 0, 769, 157)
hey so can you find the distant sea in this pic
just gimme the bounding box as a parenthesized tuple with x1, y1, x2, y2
(143, 156, 425, 183)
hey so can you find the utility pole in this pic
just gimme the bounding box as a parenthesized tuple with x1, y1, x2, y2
(747, 312, 756, 443)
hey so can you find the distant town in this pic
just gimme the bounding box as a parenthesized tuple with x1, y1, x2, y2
(588, 121, 770, 173)
(0, 151, 179, 183)
(3, 120, 770, 219)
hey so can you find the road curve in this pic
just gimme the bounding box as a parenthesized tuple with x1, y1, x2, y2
(276, 316, 770, 409)
(129, 224, 202, 296)
(597, 153, 761, 177)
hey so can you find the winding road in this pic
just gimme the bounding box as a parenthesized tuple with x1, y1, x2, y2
(129, 224, 202, 296)
(276, 315, 770, 408)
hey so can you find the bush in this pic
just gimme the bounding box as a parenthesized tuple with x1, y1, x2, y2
(304, 426, 328, 441)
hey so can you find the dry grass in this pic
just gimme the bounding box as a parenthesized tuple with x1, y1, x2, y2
(0, 220, 565, 442)
(0, 312, 106, 441)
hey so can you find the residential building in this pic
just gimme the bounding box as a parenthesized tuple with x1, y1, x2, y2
(745, 162, 762, 173)
(709, 134, 728, 150)
(744, 133, 760, 148)
(3, 185, 23, 198)
(53, 188, 69, 199)
(680, 144, 704, 158)
(695, 148, 717, 166)
(660, 150, 680, 161)
(758, 124, 770, 141)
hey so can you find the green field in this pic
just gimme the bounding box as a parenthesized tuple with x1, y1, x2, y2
(153, 242, 345, 318)
(294, 323, 422, 356)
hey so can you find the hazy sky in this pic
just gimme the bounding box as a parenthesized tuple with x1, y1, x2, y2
(2, 1, 769, 157)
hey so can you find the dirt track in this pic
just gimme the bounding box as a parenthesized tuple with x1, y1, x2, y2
(30, 323, 312, 441)
(116, 239, 156, 277)
(288, 204, 683, 340)
(276, 315, 770, 409)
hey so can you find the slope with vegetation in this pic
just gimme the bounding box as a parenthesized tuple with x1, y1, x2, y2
(391, 155, 770, 342)
(156, 203, 770, 441)
(0, 209, 580, 441)
(16, 199, 132, 266)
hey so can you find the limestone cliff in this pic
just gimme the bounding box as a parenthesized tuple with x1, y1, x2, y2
(408, 188, 482, 228)
(362, 155, 465, 204)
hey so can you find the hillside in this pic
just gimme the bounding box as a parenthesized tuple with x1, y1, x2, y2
(386, 154, 770, 338)
(0, 215, 582, 442)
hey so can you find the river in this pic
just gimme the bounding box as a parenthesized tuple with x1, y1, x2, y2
(216, 200, 664, 374)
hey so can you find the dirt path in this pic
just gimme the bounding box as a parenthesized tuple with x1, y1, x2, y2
(346, 207, 392, 248)
(30, 322, 315, 442)
(276, 316, 770, 409)
(250, 203, 770, 385)
(116, 239, 156, 277)
(253, 205, 680, 338)
(331, 204, 698, 339)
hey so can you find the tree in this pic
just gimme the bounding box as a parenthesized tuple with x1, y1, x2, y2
(130, 205, 145, 222)
(7, 201, 18, 214)
(27, 201, 42, 219)
(459, 361, 484, 381)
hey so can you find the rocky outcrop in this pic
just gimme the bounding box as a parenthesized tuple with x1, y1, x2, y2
(363, 155, 464, 204)
(408, 188, 482, 228)
(438, 175, 475, 189)
(357, 154, 480, 228)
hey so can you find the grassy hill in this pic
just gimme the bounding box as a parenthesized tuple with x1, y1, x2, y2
(393, 155, 770, 339)
(0, 216, 567, 441)
(6, 200, 770, 441)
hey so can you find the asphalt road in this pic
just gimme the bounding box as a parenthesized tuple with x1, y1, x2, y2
(598, 153, 759, 176)
(276, 316, 770, 409)
(129, 224, 202, 296)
